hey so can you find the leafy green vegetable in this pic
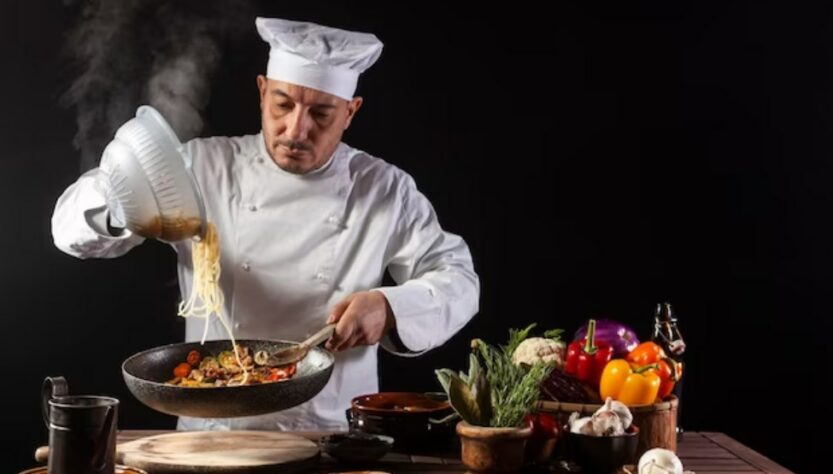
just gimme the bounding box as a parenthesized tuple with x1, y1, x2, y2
(543, 328, 565, 340)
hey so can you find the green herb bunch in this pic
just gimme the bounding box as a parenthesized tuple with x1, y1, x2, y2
(435, 324, 559, 428)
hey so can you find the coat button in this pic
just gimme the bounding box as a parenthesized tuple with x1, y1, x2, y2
(314, 272, 326, 281)
(327, 215, 340, 224)
(241, 262, 251, 272)
(248, 204, 257, 212)
(256, 157, 265, 164)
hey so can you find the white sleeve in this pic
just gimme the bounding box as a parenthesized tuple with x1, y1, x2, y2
(375, 175, 480, 356)
(51, 168, 145, 259)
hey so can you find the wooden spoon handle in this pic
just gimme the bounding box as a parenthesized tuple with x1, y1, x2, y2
(35, 445, 48, 463)
(303, 323, 336, 348)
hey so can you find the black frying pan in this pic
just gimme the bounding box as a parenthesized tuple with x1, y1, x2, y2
(122, 339, 334, 418)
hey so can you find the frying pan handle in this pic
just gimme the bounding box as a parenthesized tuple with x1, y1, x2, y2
(304, 323, 336, 348)
(41, 376, 68, 429)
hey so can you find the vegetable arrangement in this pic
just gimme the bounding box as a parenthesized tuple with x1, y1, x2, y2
(535, 319, 684, 406)
(435, 315, 685, 433)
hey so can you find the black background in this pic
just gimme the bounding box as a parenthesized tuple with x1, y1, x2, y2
(2, 1, 826, 472)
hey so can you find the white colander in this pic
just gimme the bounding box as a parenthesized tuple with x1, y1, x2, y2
(100, 106, 206, 242)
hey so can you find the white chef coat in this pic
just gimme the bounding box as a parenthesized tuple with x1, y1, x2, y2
(51, 132, 480, 430)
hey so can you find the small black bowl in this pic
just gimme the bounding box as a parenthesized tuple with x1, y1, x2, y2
(565, 426, 640, 473)
(319, 432, 394, 463)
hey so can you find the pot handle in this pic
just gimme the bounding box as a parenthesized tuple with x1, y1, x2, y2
(345, 408, 356, 431)
(41, 377, 68, 429)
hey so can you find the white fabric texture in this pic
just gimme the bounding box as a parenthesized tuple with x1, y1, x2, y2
(256, 17, 383, 100)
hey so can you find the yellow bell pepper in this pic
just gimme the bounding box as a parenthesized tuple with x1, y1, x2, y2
(599, 359, 661, 406)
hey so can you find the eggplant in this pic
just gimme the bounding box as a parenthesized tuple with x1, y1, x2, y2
(573, 319, 639, 358)
(540, 369, 601, 404)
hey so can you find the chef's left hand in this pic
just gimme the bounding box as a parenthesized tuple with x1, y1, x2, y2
(325, 291, 396, 352)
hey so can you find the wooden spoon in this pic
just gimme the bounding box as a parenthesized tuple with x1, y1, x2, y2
(265, 324, 336, 366)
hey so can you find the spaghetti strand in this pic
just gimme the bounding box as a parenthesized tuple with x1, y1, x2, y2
(178, 223, 249, 385)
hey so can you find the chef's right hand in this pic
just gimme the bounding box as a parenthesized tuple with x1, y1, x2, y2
(92, 170, 126, 234)
(79, 169, 125, 237)
(325, 291, 395, 352)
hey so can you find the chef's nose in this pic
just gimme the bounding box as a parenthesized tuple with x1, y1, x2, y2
(285, 108, 312, 142)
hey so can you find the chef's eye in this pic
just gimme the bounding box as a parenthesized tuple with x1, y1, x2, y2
(311, 110, 330, 119)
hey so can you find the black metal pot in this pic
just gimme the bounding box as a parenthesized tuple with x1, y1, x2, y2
(122, 339, 333, 418)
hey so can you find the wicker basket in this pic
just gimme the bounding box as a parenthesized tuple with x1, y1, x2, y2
(538, 396, 678, 460)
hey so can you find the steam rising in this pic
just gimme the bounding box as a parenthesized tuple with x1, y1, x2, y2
(61, 0, 253, 171)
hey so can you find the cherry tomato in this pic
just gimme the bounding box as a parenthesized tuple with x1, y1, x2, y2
(173, 362, 192, 379)
(186, 350, 202, 367)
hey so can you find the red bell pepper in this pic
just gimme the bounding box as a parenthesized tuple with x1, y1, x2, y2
(564, 319, 614, 388)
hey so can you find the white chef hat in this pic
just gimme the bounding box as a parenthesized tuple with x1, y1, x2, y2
(255, 17, 383, 101)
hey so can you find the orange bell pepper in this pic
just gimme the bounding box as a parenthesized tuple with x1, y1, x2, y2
(599, 359, 661, 406)
(626, 342, 682, 399)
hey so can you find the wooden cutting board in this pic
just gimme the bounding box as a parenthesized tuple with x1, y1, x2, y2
(116, 431, 320, 473)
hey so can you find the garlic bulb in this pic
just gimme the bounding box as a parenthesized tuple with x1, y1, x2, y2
(607, 399, 633, 428)
(590, 398, 627, 436)
(568, 397, 632, 436)
(568, 412, 594, 435)
(638, 448, 684, 474)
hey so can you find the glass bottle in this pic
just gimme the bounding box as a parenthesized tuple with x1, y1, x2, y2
(652, 302, 685, 441)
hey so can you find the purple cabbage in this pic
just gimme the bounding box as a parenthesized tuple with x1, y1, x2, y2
(573, 319, 640, 358)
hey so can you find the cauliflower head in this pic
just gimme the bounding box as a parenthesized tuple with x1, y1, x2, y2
(511, 337, 566, 368)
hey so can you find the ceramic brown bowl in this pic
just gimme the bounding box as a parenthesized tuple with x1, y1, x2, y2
(347, 392, 456, 453)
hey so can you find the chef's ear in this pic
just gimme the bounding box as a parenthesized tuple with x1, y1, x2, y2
(344, 96, 363, 130)
(257, 75, 268, 105)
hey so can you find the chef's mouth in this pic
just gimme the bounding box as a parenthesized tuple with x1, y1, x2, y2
(274, 140, 313, 154)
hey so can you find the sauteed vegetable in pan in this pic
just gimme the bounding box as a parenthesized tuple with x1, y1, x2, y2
(168, 343, 297, 387)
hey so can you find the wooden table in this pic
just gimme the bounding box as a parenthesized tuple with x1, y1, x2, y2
(118, 430, 792, 473)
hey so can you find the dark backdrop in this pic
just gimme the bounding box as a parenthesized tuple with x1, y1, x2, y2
(2, 1, 826, 472)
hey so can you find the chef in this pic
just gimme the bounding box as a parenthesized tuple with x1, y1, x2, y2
(51, 17, 480, 430)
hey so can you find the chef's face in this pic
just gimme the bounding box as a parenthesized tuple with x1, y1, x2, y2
(257, 76, 362, 174)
